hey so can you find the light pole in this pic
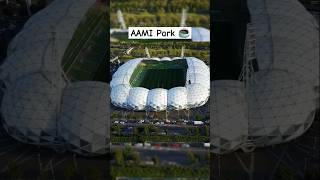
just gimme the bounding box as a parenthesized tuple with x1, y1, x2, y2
(25, 0, 32, 16)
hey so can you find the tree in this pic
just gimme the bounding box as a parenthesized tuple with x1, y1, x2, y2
(131, 152, 141, 164)
(148, 125, 158, 134)
(86, 168, 102, 180)
(186, 127, 193, 136)
(7, 160, 23, 180)
(63, 164, 76, 180)
(38, 170, 50, 180)
(187, 151, 198, 165)
(114, 148, 124, 166)
(204, 125, 209, 136)
(274, 164, 296, 180)
(151, 156, 160, 166)
(133, 127, 139, 135)
(123, 146, 133, 160)
(195, 127, 200, 136)
(144, 125, 150, 135)
(111, 112, 119, 119)
(112, 125, 121, 135)
(195, 114, 203, 121)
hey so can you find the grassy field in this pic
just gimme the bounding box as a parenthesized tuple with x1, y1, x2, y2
(130, 60, 187, 89)
(110, 0, 210, 28)
(111, 41, 210, 64)
(61, 3, 107, 82)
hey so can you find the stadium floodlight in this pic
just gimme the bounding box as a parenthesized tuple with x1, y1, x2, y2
(181, 46, 185, 58)
(26, 0, 32, 16)
(180, 8, 188, 27)
(117, 9, 127, 30)
(145, 47, 151, 58)
(125, 47, 134, 55)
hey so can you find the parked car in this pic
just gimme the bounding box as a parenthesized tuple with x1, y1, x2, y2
(204, 143, 210, 148)
(134, 143, 143, 147)
(182, 143, 190, 148)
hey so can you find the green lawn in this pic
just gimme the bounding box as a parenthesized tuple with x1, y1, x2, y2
(130, 59, 187, 89)
(62, 4, 107, 82)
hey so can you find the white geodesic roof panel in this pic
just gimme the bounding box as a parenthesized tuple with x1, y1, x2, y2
(187, 66, 210, 78)
(127, 87, 149, 110)
(172, 57, 181, 60)
(192, 27, 210, 42)
(1, 73, 63, 144)
(59, 82, 109, 155)
(167, 87, 188, 110)
(211, 81, 248, 154)
(111, 84, 131, 107)
(110, 57, 210, 111)
(186, 57, 207, 66)
(161, 57, 171, 61)
(147, 88, 168, 111)
(186, 73, 210, 89)
(150, 57, 161, 61)
(110, 76, 131, 88)
(186, 83, 209, 108)
(248, 70, 317, 143)
(186, 57, 210, 77)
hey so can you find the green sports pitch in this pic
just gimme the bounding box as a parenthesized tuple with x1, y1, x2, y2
(61, 3, 107, 82)
(130, 59, 188, 89)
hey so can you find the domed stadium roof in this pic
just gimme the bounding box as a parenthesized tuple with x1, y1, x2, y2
(147, 88, 168, 111)
(192, 27, 210, 42)
(110, 57, 210, 111)
(127, 87, 149, 110)
(59, 81, 109, 155)
(0, 0, 109, 156)
(211, 0, 319, 154)
(167, 87, 188, 110)
(1, 73, 63, 144)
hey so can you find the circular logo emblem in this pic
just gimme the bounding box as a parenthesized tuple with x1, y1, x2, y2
(179, 29, 190, 38)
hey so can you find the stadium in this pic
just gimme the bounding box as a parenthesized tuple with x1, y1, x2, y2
(211, 0, 319, 154)
(0, 0, 109, 155)
(110, 57, 210, 111)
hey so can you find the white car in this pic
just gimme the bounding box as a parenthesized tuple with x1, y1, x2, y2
(182, 143, 190, 148)
(204, 143, 210, 148)
(138, 120, 145, 123)
(134, 143, 143, 147)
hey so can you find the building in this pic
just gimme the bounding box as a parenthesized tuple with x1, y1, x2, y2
(0, 0, 109, 156)
(110, 57, 210, 111)
(211, 0, 319, 154)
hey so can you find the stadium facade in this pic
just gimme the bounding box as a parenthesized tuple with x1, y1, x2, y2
(0, 0, 109, 155)
(110, 57, 210, 111)
(211, 0, 319, 154)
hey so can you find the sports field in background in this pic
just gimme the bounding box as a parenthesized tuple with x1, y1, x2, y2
(130, 59, 187, 89)
(61, 3, 107, 82)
